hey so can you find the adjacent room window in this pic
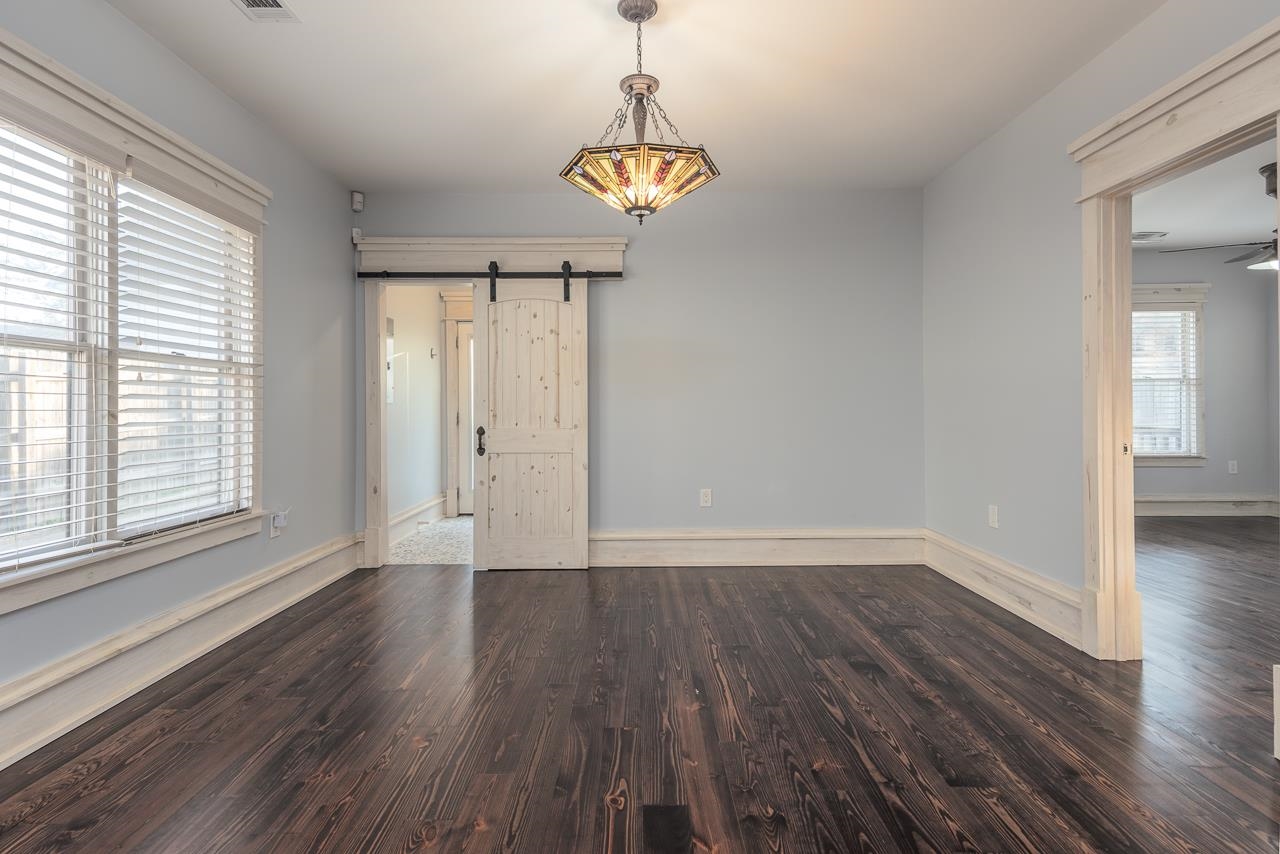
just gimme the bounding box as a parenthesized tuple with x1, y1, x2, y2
(1131, 286, 1206, 460)
(1, 119, 260, 570)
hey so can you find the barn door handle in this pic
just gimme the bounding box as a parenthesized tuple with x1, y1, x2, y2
(476, 426, 486, 456)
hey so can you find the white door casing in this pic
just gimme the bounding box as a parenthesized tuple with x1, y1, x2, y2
(473, 279, 588, 569)
(441, 290, 474, 519)
(458, 322, 475, 515)
(356, 237, 625, 570)
(1068, 17, 1280, 659)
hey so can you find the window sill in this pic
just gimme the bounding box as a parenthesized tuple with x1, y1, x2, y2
(1134, 456, 1207, 468)
(0, 512, 264, 616)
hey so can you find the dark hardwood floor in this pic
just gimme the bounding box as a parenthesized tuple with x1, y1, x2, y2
(0, 518, 1276, 852)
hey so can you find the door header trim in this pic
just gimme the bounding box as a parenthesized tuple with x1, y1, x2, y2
(355, 236, 628, 277)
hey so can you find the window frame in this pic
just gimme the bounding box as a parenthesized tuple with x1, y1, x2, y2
(1131, 284, 1209, 468)
(0, 28, 270, 610)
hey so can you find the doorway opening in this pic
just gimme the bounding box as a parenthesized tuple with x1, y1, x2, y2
(356, 236, 626, 570)
(1129, 136, 1280, 690)
(383, 283, 475, 566)
(1067, 20, 1280, 660)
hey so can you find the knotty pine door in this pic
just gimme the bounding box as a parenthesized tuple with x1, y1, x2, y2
(473, 279, 588, 569)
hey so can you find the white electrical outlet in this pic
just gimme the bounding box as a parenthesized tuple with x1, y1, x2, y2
(1228, 460, 1238, 475)
(987, 504, 999, 529)
(270, 509, 290, 539)
(699, 488, 713, 508)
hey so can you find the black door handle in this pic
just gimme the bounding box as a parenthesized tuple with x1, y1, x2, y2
(476, 426, 486, 456)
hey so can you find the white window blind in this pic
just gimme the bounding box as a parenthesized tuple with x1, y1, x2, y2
(0, 119, 260, 571)
(117, 180, 258, 538)
(1132, 304, 1202, 457)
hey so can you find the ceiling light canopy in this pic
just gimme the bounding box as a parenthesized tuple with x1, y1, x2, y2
(560, 0, 718, 224)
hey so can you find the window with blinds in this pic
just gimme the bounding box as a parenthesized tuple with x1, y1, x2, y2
(1132, 301, 1203, 457)
(1, 119, 260, 571)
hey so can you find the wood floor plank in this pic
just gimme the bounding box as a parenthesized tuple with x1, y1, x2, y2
(0, 517, 1276, 852)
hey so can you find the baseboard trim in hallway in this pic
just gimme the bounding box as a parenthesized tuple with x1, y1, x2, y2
(0, 535, 360, 772)
(389, 493, 447, 545)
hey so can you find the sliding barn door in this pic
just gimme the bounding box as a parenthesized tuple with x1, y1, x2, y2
(473, 279, 587, 569)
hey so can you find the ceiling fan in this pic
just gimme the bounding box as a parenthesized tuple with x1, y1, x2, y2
(1156, 162, 1277, 269)
(1158, 235, 1277, 267)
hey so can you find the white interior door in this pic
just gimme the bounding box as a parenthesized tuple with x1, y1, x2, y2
(473, 279, 588, 569)
(458, 322, 475, 514)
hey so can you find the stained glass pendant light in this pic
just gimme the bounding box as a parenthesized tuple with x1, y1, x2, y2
(560, 0, 719, 224)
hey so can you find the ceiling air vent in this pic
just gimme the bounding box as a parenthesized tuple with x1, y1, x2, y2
(230, 0, 300, 22)
(1131, 231, 1169, 246)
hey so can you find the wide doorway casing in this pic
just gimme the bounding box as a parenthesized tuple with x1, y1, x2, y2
(356, 237, 626, 570)
(1068, 19, 1280, 660)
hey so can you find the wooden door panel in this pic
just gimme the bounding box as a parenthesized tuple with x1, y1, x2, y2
(490, 300, 575, 429)
(474, 283, 587, 569)
(488, 452, 572, 539)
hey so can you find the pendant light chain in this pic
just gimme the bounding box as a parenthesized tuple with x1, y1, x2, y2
(649, 101, 666, 143)
(613, 95, 634, 145)
(596, 95, 634, 147)
(649, 96, 690, 146)
(636, 22, 644, 73)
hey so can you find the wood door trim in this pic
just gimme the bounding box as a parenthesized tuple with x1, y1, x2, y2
(457, 322, 475, 516)
(1070, 18, 1280, 660)
(358, 243, 623, 569)
(442, 310, 474, 519)
(443, 318, 459, 518)
(360, 281, 388, 569)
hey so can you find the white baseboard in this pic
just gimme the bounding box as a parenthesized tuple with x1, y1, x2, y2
(0, 534, 360, 772)
(589, 527, 1084, 650)
(588, 528, 927, 568)
(389, 493, 446, 545)
(1134, 493, 1279, 517)
(0, 524, 1100, 774)
(923, 531, 1084, 649)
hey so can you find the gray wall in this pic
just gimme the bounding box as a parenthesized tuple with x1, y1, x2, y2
(358, 189, 925, 530)
(0, 2, 357, 682)
(385, 285, 445, 518)
(923, 0, 1280, 587)
(1132, 249, 1280, 497)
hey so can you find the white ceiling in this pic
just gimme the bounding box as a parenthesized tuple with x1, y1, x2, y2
(1132, 139, 1277, 250)
(106, 0, 1163, 193)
